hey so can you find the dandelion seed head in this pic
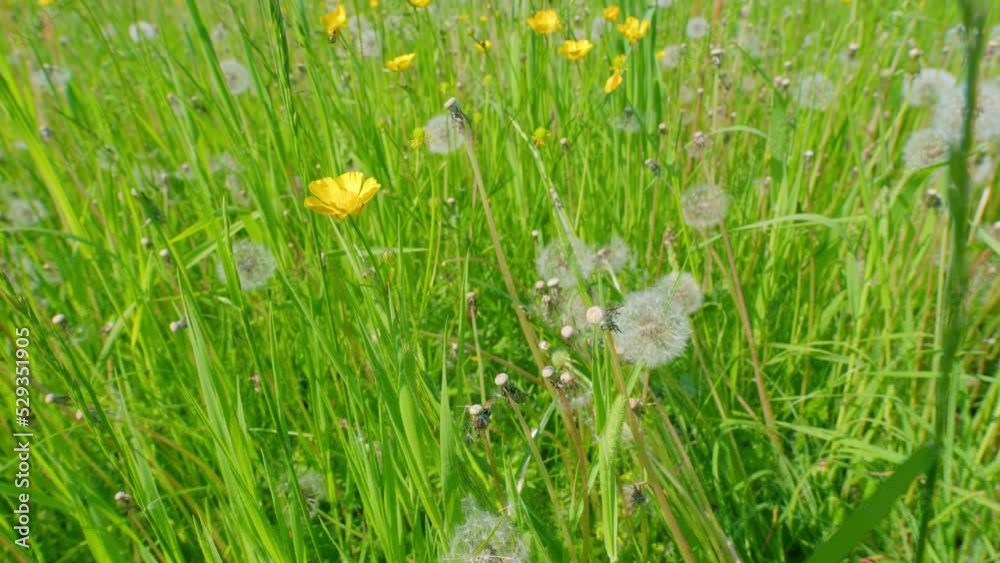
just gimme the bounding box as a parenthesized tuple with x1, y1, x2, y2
(5, 199, 49, 227)
(128, 21, 159, 43)
(902, 68, 956, 108)
(616, 289, 691, 368)
(795, 73, 835, 110)
(535, 236, 595, 286)
(681, 184, 728, 229)
(29, 64, 71, 92)
(446, 497, 529, 563)
(424, 114, 466, 154)
(660, 44, 683, 70)
(586, 306, 605, 325)
(219, 58, 252, 95)
(218, 240, 276, 292)
(903, 128, 951, 171)
(656, 272, 703, 315)
(686, 17, 709, 40)
(595, 235, 630, 273)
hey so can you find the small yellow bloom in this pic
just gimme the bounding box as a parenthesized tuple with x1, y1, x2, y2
(474, 39, 492, 54)
(39, 0, 55, 4)
(320, 6, 347, 39)
(526, 10, 560, 34)
(611, 54, 626, 72)
(603, 6, 620, 22)
(482, 74, 493, 86)
(385, 53, 416, 72)
(618, 17, 650, 45)
(304, 172, 381, 218)
(531, 127, 551, 146)
(409, 0, 431, 7)
(604, 69, 623, 94)
(558, 39, 594, 61)
(369, 0, 379, 7)
(656, 50, 665, 60)
(409, 128, 426, 150)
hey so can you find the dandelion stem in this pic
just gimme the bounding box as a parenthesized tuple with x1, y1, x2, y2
(719, 223, 782, 453)
(461, 138, 547, 372)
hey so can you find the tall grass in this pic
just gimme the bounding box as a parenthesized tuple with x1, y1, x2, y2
(1, 0, 997, 562)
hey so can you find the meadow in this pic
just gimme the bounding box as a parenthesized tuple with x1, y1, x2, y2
(1, 0, 998, 561)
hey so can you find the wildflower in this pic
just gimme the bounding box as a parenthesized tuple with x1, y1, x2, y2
(29, 64, 71, 92)
(536, 236, 595, 285)
(903, 128, 950, 171)
(618, 17, 650, 45)
(795, 73, 835, 110)
(409, 0, 430, 7)
(409, 127, 426, 150)
(218, 240, 277, 291)
(595, 235, 630, 272)
(603, 5, 621, 22)
(681, 184, 728, 229)
(586, 306, 605, 325)
(495, 373, 526, 404)
(616, 288, 692, 367)
(558, 39, 594, 61)
(467, 403, 492, 433)
(473, 39, 491, 54)
(611, 107, 643, 133)
(128, 21, 159, 43)
(902, 68, 955, 108)
(933, 79, 1000, 143)
(526, 10, 560, 34)
(604, 70, 623, 94)
(304, 171, 381, 218)
(685, 17, 709, 40)
(385, 52, 415, 72)
(531, 127, 551, 146)
(219, 58, 251, 95)
(659, 44, 683, 70)
(684, 130, 713, 158)
(447, 497, 529, 562)
(321, 6, 347, 39)
(4, 199, 49, 227)
(655, 272, 703, 314)
(423, 114, 466, 154)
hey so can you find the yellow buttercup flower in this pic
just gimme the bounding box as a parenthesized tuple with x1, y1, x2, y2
(474, 39, 492, 54)
(409, 0, 431, 7)
(385, 53, 416, 72)
(304, 172, 381, 218)
(611, 54, 626, 72)
(369, 0, 379, 7)
(617, 16, 650, 45)
(531, 127, 551, 146)
(558, 39, 593, 61)
(603, 6, 620, 22)
(320, 6, 347, 39)
(526, 10, 560, 34)
(409, 127, 426, 150)
(604, 70, 623, 94)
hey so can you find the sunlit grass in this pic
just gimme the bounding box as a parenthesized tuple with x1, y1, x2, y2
(1, 0, 998, 561)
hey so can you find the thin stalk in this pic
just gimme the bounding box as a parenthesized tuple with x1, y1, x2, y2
(916, 1, 986, 560)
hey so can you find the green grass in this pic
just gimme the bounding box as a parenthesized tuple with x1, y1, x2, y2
(1, 0, 998, 561)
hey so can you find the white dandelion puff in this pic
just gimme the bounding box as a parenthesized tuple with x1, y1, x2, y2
(128, 21, 159, 43)
(686, 17, 709, 40)
(616, 289, 692, 368)
(219, 58, 252, 95)
(902, 68, 956, 108)
(536, 236, 595, 286)
(903, 128, 951, 171)
(655, 272, 704, 315)
(795, 73, 835, 110)
(660, 45, 683, 70)
(446, 497, 529, 563)
(681, 184, 728, 229)
(218, 240, 276, 292)
(423, 114, 466, 155)
(5, 199, 49, 227)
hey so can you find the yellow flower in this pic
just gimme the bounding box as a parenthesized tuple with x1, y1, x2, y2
(604, 69, 623, 94)
(369, 0, 379, 7)
(531, 127, 551, 146)
(304, 172, 381, 218)
(611, 54, 626, 72)
(409, 0, 430, 7)
(320, 6, 347, 38)
(409, 128, 426, 150)
(603, 6, 620, 22)
(474, 39, 492, 54)
(385, 53, 416, 72)
(526, 10, 560, 34)
(558, 39, 594, 61)
(39, 0, 54, 4)
(617, 16, 650, 45)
